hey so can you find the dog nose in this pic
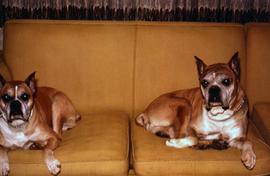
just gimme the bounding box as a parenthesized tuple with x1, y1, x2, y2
(10, 100, 23, 115)
(209, 86, 221, 102)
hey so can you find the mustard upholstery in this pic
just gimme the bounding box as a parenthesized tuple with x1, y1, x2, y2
(252, 103, 270, 146)
(2, 20, 270, 175)
(4, 21, 135, 115)
(246, 23, 270, 109)
(0, 51, 11, 80)
(134, 23, 246, 115)
(8, 112, 129, 176)
(132, 120, 270, 176)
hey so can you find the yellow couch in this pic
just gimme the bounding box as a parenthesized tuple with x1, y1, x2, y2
(1, 20, 270, 175)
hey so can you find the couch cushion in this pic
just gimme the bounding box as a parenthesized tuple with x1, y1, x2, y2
(132, 119, 270, 176)
(0, 51, 11, 80)
(4, 20, 135, 115)
(134, 23, 246, 115)
(245, 23, 270, 109)
(7, 112, 129, 176)
(252, 103, 270, 146)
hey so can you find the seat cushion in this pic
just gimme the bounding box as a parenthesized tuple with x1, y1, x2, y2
(7, 112, 129, 176)
(132, 119, 270, 176)
(252, 103, 270, 146)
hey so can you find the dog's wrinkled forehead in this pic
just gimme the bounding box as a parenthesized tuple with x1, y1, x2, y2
(1, 81, 32, 95)
(201, 64, 236, 80)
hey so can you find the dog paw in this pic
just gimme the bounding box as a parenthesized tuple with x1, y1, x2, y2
(29, 143, 42, 150)
(211, 139, 229, 150)
(241, 149, 256, 170)
(192, 143, 210, 150)
(166, 139, 178, 148)
(0, 162, 10, 176)
(47, 159, 61, 175)
(166, 137, 195, 148)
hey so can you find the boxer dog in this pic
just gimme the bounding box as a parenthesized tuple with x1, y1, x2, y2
(136, 52, 256, 169)
(0, 72, 81, 175)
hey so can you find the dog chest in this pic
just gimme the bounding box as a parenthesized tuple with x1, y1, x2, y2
(2, 132, 31, 149)
(0, 119, 40, 149)
(193, 108, 243, 140)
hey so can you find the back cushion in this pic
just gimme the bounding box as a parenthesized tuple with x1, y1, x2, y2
(246, 23, 270, 109)
(134, 23, 246, 115)
(4, 20, 135, 115)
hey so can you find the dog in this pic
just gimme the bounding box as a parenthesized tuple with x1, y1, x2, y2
(0, 72, 81, 176)
(136, 52, 256, 170)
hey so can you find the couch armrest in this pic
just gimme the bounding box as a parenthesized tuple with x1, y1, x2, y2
(252, 103, 270, 146)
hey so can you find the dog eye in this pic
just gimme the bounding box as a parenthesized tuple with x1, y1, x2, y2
(201, 80, 209, 88)
(1, 94, 12, 103)
(222, 79, 231, 86)
(20, 93, 30, 101)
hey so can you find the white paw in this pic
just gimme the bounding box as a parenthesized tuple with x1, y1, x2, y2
(166, 137, 196, 148)
(241, 149, 256, 170)
(166, 139, 177, 147)
(47, 159, 61, 175)
(0, 161, 10, 176)
(166, 139, 186, 148)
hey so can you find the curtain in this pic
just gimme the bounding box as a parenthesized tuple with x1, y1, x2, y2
(0, 0, 270, 27)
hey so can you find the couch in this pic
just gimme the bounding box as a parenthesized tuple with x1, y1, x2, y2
(0, 20, 269, 176)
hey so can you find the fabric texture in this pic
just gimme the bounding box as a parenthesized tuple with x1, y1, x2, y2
(245, 23, 270, 110)
(252, 103, 270, 147)
(8, 112, 129, 176)
(134, 23, 246, 116)
(2, 20, 270, 175)
(1, 0, 270, 27)
(0, 51, 11, 80)
(4, 20, 135, 116)
(132, 119, 270, 176)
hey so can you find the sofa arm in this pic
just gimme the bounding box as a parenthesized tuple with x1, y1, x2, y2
(252, 103, 270, 146)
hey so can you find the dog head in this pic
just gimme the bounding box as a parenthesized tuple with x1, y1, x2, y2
(0, 72, 36, 129)
(195, 52, 241, 116)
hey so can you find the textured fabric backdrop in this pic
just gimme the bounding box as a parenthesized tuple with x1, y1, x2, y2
(0, 0, 270, 26)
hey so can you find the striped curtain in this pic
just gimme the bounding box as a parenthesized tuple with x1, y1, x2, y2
(0, 0, 270, 26)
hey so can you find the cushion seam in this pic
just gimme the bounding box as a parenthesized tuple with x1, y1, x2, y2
(133, 157, 270, 163)
(11, 158, 129, 165)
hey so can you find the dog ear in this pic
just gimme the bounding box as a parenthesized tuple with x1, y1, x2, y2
(194, 56, 206, 77)
(135, 113, 149, 127)
(228, 52, 240, 80)
(0, 74, 6, 89)
(25, 72, 37, 94)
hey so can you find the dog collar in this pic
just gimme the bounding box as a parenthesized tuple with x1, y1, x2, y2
(233, 98, 247, 113)
(28, 108, 34, 121)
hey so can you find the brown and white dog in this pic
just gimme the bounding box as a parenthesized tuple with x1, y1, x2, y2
(0, 72, 81, 176)
(136, 52, 256, 169)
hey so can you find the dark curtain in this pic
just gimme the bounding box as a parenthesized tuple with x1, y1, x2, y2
(0, 0, 270, 27)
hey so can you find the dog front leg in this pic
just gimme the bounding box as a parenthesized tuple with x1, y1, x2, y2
(43, 137, 61, 176)
(229, 138, 256, 169)
(166, 136, 198, 148)
(0, 147, 9, 176)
